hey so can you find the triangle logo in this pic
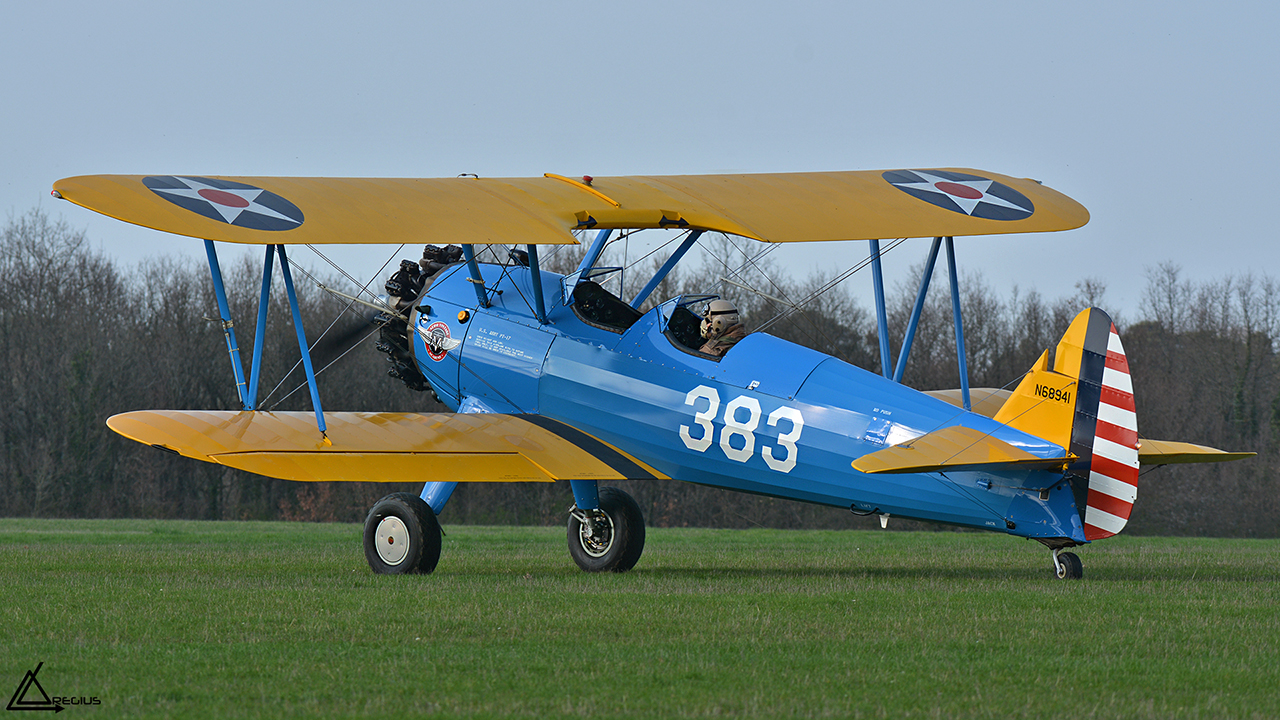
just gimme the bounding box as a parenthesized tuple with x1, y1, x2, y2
(7, 663, 62, 713)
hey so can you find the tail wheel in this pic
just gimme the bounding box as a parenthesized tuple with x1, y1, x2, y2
(567, 487, 645, 573)
(1054, 551, 1083, 580)
(363, 492, 441, 575)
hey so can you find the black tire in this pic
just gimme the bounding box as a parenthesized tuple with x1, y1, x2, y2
(1055, 551, 1083, 580)
(567, 487, 645, 573)
(363, 492, 442, 575)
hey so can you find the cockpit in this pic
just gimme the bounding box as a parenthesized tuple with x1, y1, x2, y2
(566, 273, 728, 359)
(570, 280, 644, 333)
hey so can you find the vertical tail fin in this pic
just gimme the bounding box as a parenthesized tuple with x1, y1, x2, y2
(994, 308, 1139, 540)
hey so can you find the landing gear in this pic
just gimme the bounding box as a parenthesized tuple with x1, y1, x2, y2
(1053, 549, 1083, 580)
(363, 492, 442, 574)
(567, 487, 645, 572)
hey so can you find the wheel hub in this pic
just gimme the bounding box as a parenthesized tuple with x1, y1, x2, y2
(375, 516, 410, 566)
(576, 510, 615, 558)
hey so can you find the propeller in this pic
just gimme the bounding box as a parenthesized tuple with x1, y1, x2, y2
(310, 302, 390, 369)
(307, 259, 436, 394)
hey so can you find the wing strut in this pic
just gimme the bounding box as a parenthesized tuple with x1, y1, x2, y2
(943, 237, 971, 410)
(461, 244, 491, 308)
(561, 229, 613, 306)
(246, 244, 274, 409)
(526, 244, 548, 323)
(872, 236, 970, 408)
(868, 238, 893, 378)
(214, 240, 329, 436)
(276, 244, 328, 437)
(204, 240, 250, 409)
(631, 230, 703, 309)
(205, 240, 330, 433)
(893, 237, 942, 383)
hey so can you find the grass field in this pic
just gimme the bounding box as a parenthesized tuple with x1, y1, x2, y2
(1, 519, 1277, 719)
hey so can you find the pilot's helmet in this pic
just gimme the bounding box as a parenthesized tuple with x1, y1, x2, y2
(700, 299, 740, 339)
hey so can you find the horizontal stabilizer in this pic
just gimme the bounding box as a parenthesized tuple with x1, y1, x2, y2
(1138, 439, 1255, 465)
(108, 410, 666, 483)
(851, 425, 1068, 475)
(924, 389, 1254, 466)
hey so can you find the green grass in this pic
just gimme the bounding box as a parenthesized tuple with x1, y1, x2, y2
(1, 520, 1277, 719)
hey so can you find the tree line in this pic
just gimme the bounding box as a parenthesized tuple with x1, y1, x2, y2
(1, 210, 1274, 536)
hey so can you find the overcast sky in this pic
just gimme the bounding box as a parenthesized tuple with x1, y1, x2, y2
(4, 0, 1277, 318)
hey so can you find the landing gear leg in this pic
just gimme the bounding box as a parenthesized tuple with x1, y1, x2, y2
(1052, 548, 1083, 580)
(567, 487, 645, 572)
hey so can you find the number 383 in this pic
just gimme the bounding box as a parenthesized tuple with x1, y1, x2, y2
(678, 385, 805, 473)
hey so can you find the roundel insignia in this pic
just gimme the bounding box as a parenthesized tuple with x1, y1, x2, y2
(882, 169, 1034, 221)
(143, 176, 305, 231)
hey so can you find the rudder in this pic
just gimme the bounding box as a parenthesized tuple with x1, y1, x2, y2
(994, 308, 1139, 540)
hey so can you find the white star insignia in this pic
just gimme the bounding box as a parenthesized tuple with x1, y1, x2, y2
(891, 171, 1031, 216)
(151, 177, 302, 226)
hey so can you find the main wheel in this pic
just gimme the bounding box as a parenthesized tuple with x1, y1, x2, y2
(363, 492, 442, 575)
(567, 487, 645, 573)
(1055, 551, 1083, 580)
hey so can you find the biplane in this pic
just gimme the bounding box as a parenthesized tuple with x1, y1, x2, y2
(51, 169, 1252, 579)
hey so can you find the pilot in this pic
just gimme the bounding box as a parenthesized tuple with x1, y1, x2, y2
(699, 299, 747, 357)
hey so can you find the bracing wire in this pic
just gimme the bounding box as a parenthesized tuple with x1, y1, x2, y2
(267, 324, 385, 408)
(755, 238, 908, 335)
(488, 244, 538, 318)
(258, 244, 404, 409)
(687, 234, 908, 359)
(273, 243, 532, 413)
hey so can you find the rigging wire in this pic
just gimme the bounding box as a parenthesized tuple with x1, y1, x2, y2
(697, 235, 839, 352)
(307, 244, 402, 306)
(540, 228, 687, 314)
(755, 237, 908, 335)
(718, 236, 813, 324)
(730, 242, 793, 309)
(271, 243, 531, 413)
(487, 244, 538, 318)
(258, 244, 404, 409)
(267, 324, 385, 408)
(625, 230, 690, 271)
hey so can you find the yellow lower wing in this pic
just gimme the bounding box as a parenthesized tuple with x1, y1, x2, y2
(107, 410, 666, 483)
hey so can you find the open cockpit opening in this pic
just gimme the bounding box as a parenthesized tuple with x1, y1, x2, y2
(570, 281, 644, 333)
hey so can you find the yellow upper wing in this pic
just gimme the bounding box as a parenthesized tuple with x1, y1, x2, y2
(52, 169, 1088, 246)
(108, 410, 667, 483)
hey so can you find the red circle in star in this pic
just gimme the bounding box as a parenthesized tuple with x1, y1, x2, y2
(198, 189, 251, 208)
(933, 182, 984, 200)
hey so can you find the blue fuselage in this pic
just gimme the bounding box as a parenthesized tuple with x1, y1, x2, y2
(412, 262, 1086, 543)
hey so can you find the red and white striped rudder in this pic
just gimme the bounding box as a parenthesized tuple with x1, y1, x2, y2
(1058, 309, 1140, 540)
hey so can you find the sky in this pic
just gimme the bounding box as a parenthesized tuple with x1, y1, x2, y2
(3, 0, 1277, 319)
